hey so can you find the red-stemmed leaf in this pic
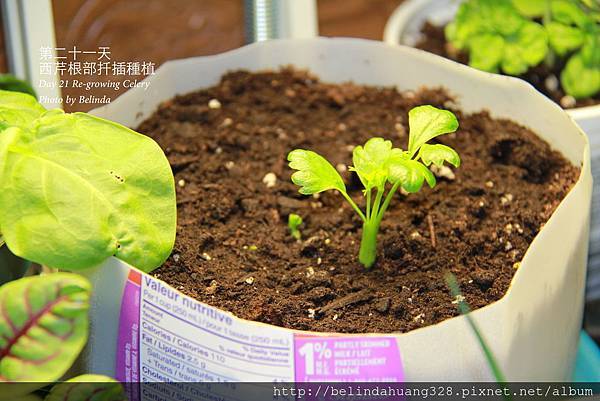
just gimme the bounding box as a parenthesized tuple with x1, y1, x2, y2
(0, 273, 90, 397)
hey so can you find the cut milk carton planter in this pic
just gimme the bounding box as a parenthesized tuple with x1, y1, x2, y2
(384, 0, 600, 301)
(81, 38, 591, 383)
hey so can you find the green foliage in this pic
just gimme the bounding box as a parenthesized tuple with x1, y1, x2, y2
(448, 0, 600, 99)
(445, 0, 548, 75)
(288, 149, 346, 195)
(512, 0, 548, 17)
(45, 375, 127, 401)
(0, 75, 36, 99)
(288, 213, 303, 240)
(288, 105, 460, 268)
(0, 90, 176, 272)
(546, 0, 600, 98)
(0, 274, 90, 397)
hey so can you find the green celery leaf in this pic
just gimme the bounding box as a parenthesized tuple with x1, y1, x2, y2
(546, 22, 585, 55)
(561, 51, 600, 98)
(408, 105, 459, 157)
(0, 274, 90, 397)
(488, 0, 525, 36)
(350, 137, 393, 190)
(468, 34, 504, 72)
(501, 42, 530, 75)
(501, 22, 547, 75)
(0, 107, 176, 272)
(512, 0, 547, 17)
(580, 37, 600, 66)
(388, 157, 436, 193)
(516, 22, 548, 66)
(551, 0, 590, 28)
(444, 2, 483, 50)
(45, 375, 127, 401)
(419, 144, 461, 167)
(288, 149, 346, 195)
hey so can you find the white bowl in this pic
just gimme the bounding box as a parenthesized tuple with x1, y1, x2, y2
(81, 37, 591, 382)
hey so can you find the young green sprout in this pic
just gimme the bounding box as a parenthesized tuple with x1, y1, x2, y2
(288, 105, 460, 268)
(288, 213, 303, 240)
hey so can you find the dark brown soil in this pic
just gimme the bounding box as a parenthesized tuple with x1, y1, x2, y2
(141, 69, 579, 333)
(416, 22, 600, 109)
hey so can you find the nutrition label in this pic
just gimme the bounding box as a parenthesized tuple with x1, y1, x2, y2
(116, 269, 404, 400)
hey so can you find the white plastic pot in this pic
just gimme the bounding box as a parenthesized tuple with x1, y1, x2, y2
(384, 0, 600, 301)
(81, 38, 591, 382)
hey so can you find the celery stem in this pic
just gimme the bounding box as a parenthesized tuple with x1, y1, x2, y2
(359, 220, 379, 268)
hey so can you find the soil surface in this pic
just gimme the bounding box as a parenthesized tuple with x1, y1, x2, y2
(416, 22, 600, 109)
(142, 69, 579, 333)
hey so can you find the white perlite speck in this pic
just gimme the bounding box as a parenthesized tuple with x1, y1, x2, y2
(501, 193, 514, 205)
(452, 295, 465, 305)
(560, 95, 576, 109)
(431, 165, 456, 180)
(262, 172, 277, 188)
(208, 98, 222, 109)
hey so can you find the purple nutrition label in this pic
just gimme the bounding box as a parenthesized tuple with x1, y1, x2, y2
(116, 269, 404, 399)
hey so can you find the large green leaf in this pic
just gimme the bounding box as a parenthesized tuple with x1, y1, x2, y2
(13, 396, 42, 401)
(0, 93, 176, 272)
(45, 375, 127, 401)
(0, 274, 90, 397)
(288, 149, 346, 195)
(408, 105, 459, 157)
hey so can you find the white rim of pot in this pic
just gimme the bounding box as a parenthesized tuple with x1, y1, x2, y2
(82, 38, 592, 381)
(382, 0, 600, 119)
(90, 36, 591, 329)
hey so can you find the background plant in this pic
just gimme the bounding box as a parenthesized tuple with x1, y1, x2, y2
(447, 0, 600, 99)
(288, 105, 460, 268)
(514, 0, 600, 98)
(445, 0, 548, 75)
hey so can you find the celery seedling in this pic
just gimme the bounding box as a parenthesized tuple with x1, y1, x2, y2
(288, 105, 460, 268)
(288, 213, 303, 240)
